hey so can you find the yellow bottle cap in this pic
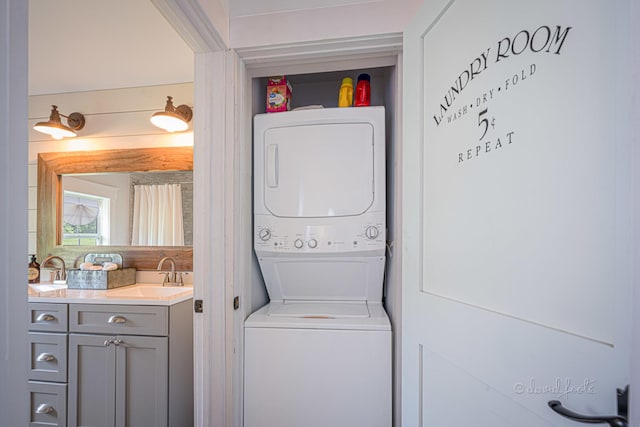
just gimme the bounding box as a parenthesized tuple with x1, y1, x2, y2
(341, 77, 353, 88)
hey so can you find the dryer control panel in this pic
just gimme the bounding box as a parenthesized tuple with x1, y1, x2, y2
(254, 215, 385, 255)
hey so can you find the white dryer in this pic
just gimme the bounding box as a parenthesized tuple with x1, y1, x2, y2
(245, 106, 391, 427)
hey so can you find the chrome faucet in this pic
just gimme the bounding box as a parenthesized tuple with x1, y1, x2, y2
(41, 256, 67, 281)
(156, 256, 182, 286)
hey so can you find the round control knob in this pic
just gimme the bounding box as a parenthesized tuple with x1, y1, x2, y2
(258, 229, 271, 241)
(308, 239, 317, 249)
(365, 226, 380, 240)
(294, 239, 304, 249)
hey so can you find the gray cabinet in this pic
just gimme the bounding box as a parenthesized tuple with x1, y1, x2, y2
(68, 333, 168, 427)
(29, 303, 68, 333)
(28, 299, 193, 427)
(28, 332, 68, 383)
(28, 303, 68, 427)
(28, 381, 67, 427)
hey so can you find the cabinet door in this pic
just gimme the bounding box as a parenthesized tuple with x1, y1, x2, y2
(28, 332, 67, 383)
(29, 303, 68, 332)
(68, 333, 116, 427)
(28, 381, 67, 427)
(69, 304, 168, 336)
(114, 335, 168, 427)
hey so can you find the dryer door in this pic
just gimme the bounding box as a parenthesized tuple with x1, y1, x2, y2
(262, 122, 375, 218)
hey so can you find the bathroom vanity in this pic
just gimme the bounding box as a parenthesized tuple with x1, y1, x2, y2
(27, 284, 193, 427)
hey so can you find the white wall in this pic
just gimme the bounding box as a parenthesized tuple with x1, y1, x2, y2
(27, 83, 194, 256)
(229, 0, 422, 48)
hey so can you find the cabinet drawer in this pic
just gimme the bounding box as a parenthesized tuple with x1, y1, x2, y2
(28, 332, 68, 383)
(28, 381, 67, 427)
(29, 303, 68, 332)
(69, 304, 168, 336)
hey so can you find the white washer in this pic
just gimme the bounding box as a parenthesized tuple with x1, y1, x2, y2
(246, 107, 390, 427)
(244, 302, 390, 427)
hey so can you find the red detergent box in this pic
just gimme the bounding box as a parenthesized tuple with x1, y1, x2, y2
(266, 76, 292, 112)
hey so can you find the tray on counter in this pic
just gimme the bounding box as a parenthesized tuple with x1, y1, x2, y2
(66, 253, 136, 290)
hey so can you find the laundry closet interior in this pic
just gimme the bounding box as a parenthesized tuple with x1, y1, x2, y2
(237, 52, 403, 424)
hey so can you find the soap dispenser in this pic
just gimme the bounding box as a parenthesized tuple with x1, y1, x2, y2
(28, 254, 40, 283)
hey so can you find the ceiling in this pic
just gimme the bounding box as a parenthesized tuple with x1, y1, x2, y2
(28, 0, 385, 95)
(28, 0, 195, 95)
(228, 0, 380, 18)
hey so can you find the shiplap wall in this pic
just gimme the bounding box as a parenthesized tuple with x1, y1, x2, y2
(27, 82, 194, 256)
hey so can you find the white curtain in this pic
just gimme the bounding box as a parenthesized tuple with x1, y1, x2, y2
(131, 184, 184, 246)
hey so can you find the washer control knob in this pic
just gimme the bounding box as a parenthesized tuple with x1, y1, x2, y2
(308, 239, 318, 249)
(365, 226, 380, 240)
(258, 228, 271, 241)
(294, 239, 304, 249)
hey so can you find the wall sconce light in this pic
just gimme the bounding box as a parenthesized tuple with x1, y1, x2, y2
(33, 105, 85, 140)
(150, 96, 193, 132)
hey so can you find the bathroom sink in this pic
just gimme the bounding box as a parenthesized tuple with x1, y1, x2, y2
(28, 283, 67, 296)
(29, 283, 67, 292)
(107, 285, 193, 299)
(28, 282, 192, 304)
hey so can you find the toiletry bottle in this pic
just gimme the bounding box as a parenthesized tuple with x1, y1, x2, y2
(338, 77, 353, 107)
(28, 254, 40, 283)
(354, 73, 371, 107)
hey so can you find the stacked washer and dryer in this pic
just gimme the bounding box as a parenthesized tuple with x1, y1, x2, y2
(244, 106, 391, 427)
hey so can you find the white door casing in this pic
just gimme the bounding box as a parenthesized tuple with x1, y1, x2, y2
(0, 0, 29, 425)
(403, 1, 635, 426)
(151, 2, 232, 427)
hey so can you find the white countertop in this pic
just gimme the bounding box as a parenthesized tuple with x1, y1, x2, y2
(28, 283, 194, 306)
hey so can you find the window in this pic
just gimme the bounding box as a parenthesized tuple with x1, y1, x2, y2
(62, 191, 110, 246)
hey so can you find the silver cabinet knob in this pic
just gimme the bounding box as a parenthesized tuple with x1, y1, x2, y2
(107, 315, 126, 324)
(36, 313, 55, 322)
(36, 353, 56, 362)
(35, 404, 55, 414)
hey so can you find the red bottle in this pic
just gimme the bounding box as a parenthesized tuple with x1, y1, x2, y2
(354, 73, 371, 107)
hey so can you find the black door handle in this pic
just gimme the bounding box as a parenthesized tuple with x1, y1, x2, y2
(547, 385, 629, 427)
(547, 401, 627, 426)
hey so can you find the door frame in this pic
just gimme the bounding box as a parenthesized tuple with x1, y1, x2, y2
(630, 1, 640, 423)
(0, 0, 29, 425)
(137, 1, 232, 426)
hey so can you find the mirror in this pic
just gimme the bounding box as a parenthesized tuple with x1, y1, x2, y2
(38, 147, 193, 271)
(61, 171, 193, 246)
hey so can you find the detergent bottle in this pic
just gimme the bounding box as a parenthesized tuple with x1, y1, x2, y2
(354, 73, 371, 107)
(338, 77, 353, 107)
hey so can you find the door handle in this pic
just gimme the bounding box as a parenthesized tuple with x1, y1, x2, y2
(107, 315, 126, 324)
(36, 352, 56, 362)
(35, 403, 55, 414)
(266, 144, 278, 188)
(36, 313, 56, 322)
(548, 385, 629, 427)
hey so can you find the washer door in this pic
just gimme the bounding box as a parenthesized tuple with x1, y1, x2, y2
(262, 122, 374, 218)
(267, 301, 370, 319)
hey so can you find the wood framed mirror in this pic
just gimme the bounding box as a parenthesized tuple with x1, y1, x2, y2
(37, 146, 193, 271)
